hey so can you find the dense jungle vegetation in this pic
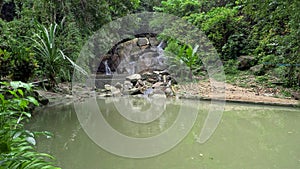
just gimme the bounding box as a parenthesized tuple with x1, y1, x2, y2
(0, 0, 299, 168)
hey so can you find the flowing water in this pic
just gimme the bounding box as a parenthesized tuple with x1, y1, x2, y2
(29, 98, 300, 169)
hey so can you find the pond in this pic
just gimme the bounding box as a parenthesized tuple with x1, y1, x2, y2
(28, 97, 300, 169)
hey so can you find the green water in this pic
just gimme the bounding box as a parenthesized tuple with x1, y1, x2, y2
(29, 98, 300, 169)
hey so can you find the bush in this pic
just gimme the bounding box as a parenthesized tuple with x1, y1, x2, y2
(185, 7, 243, 59)
(32, 23, 87, 87)
(0, 48, 38, 82)
(0, 81, 60, 169)
(0, 49, 12, 79)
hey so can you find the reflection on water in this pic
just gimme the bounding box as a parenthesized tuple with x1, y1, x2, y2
(28, 98, 300, 169)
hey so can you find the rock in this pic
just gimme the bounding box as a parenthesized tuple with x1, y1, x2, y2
(152, 82, 164, 88)
(143, 88, 154, 96)
(114, 82, 123, 89)
(135, 79, 144, 87)
(250, 64, 265, 75)
(65, 95, 73, 99)
(104, 84, 118, 92)
(137, 37, 149, 46)
(147, 78, 157, 83)
(112, 89, 122, 97)
(127, 87, 142, 95)
(153, 70, 169, 75)
(98, 93, 112, 97)
(237, 56, 257, 70)
(141, 71, 153, 79)
(164, 87, 174, 96)
(38, 96, 49, 105)
(291, 92, 300, 100)
(149, 37, 159, 46)
(126, 74, 141, 83)
(123, 80, 133, 90)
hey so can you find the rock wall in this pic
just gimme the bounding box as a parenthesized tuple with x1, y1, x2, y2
(97, 35, 167, 75)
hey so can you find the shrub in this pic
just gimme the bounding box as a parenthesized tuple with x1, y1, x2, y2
(185, 7, 243, 59)
(0, 81, 60, 169)
(0, 48, 38, 82)
(32, 23, 87, 88)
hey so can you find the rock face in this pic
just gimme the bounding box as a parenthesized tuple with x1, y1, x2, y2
(97, 35, 167, 75)
(237, 56, 257, 70)
(94, 35, 180, 97)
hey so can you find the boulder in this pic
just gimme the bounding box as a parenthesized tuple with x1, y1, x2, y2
(149, 37, 159, 46)
(237, 56, 257, 70)
(250, 64, 265, 75)
(123, 80, 133, 90)
(137, 37, 149, 46)
(291, 92, 300, 100)
(126, 74, 141, 83)
(127, 87, 142, 95)
(164, 87, 174, 96)
(152, 82, 164, 88)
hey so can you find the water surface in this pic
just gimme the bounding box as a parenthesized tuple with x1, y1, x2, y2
(29, 98, 300, 169)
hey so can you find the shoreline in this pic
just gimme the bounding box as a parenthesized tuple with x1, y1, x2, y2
(36, 82, 299, 109)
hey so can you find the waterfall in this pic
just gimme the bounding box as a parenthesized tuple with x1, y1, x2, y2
(157, 41, 164, 56)
(156, 41, 165, 66)
(129, 61, 136, 74)
(104, 60, 112, 75)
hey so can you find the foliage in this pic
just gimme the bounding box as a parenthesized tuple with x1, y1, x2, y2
(164, 39, 201, 79)
(32, 23, 87, 87)
(0, 47, 38, 82)
(155, 0, 201, 17)
(0, 15, 38, 82)
(242, 0, 300, 87)
(0, 81, 60, 169)
(0, 49, 12, 79)
(185, 6, 243, 59)
(137, 0, 162, 12)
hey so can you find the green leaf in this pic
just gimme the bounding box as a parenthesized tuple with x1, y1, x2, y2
(10, 81, 22, 90)
(8, 91, 19, 98)
(17, 89, 24, 97)
(25, 137, 36, 146)
(21, 111, 31, 118)
(27, 96, 39, 106)
(13, 131, 22, 139)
